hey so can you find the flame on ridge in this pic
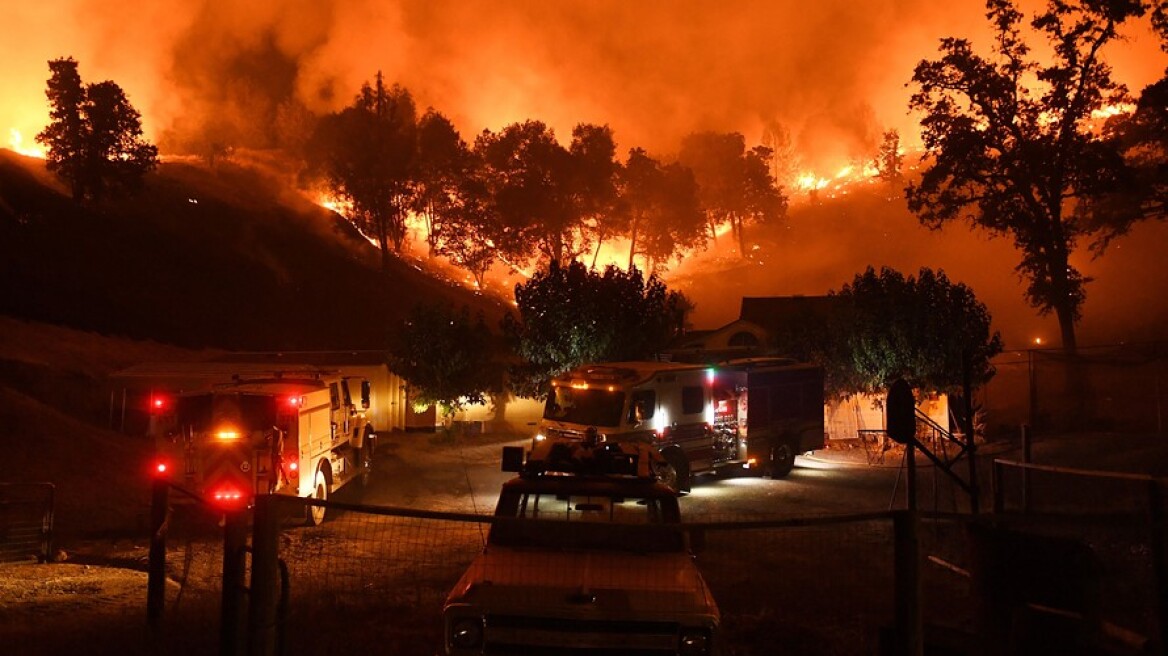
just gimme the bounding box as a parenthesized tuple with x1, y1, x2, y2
(7, 129, 45, 159)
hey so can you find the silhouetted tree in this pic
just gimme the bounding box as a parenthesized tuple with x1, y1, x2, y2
(388, 304, 498, 416)
(621, 149, 706, 271)
(434, 156, 510, 288)
(741, 145, 787, 249)
(37, 58, 158, 203)
(476, 121, 579, 267)
(874, 129, 904, 186)
(1088, 6, 1168, 232)
(307, 73, 417, 269)
(413, 109, 472, 256)
(907, 0, 1152, 352)
(568, 124, 622, 268)
(503, 260, 690, 396)
(679, 131, 786, 256)
(822, 267, 1003, 400)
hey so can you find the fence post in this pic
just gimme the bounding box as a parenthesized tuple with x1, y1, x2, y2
(147, 476, 169, 628)
(1148, 479, 1168, 652)
(963, 349, 980, 514)
(1021, 424, 1031, 514)
(248, 495, 282, 656)
(220, 509, 249, 656)
(893, 510, 923, 656)
(991, 460, 1003, 515)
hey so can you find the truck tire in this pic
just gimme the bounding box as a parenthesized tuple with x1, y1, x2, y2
(765, 442, 796, 479)
(305, 469, 328, 526)
(358, 432, 376, 488)
(655, 450, 691, 494)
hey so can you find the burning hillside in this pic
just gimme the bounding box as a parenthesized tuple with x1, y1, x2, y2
(1, 1, 1165, 351)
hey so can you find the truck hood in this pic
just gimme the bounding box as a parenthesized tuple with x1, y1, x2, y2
(445, 546, 719, 621)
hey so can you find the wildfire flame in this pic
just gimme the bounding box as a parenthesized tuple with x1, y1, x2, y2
(7, 128, 45, 159)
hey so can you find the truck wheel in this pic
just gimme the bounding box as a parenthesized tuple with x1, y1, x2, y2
(765, 443, 796, 479)
(359, 434, 376, 487)
(305, 471, 328, 526)
(654, 451, 691, 493)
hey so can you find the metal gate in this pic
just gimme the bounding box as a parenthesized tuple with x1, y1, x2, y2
(0, 482, 54, 563)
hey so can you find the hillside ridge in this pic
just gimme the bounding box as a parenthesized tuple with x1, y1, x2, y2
(0, 150, 506, 351)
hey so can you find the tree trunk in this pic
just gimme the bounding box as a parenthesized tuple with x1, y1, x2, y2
(379, 233, 391, 272)
(1055, 303, 1078, 354)
(734, 215, 746, 257)
(627, 221, 639, 270)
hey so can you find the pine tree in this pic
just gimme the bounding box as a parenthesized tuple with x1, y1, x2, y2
(36, 58, 158, 203)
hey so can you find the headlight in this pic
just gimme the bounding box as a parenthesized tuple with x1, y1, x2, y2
(534, 433, 546, 442)
(679, 628, 712, 656)
(449, 617, 483, 649)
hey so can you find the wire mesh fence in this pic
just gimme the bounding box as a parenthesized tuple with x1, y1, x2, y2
(277, 503, 487, 655)
(990, 459, 1166, 651)
(148, 486, 232, 655)
(141, 463, 1167, 656)
(984, 343, 1168, 437)
(251, 502, 976, 656)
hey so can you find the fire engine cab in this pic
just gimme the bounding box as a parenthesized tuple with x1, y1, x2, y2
(152, 373, 374, 525)
(536, 358, 825, 491)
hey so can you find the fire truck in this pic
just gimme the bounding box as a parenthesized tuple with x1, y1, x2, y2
(151, 372, 375, 525)
(536, 358, 825, 491)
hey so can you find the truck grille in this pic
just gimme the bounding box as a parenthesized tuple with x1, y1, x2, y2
(483, 614, 681, 655)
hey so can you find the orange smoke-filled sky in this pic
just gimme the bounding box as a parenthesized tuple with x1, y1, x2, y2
(3, 1, 1164, 171)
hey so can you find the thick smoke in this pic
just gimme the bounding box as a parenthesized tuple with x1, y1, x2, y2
(6, 1, 1162, 165)
(2, 1, 1165, 344)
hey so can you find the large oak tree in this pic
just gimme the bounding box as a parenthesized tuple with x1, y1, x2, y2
(907, 0, 1153, 352)
(503, 260, 690, 397)
(308, 73, 417, 270)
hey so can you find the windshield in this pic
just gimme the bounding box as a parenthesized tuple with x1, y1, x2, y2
(543, 387, 625, 427)
(489, 490, 683, 552)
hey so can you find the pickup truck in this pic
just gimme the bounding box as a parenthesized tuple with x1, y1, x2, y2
(442, 440, 720, 655)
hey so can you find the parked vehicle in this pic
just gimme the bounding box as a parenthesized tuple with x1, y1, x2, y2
(536, 358, 825, 491)
(443, 439, 720, 655)
(151, 371, 376, 524)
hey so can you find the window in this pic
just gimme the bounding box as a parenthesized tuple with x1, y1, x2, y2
(681, 386, 704, 415)
(543, 387, 626, 427)
(628, 390, 656, 424)
(490, 491, 683, 552)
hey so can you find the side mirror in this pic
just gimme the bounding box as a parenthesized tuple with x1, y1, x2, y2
(361, 381, 371, 410)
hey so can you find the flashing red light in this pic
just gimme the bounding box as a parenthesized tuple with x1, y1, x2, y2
(155, 462, 168, 475)
(288, 459, 299, 472)
(150, 396, 168, 413)
(211, 487, 246, 507)
(287, 396, 300, 407)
